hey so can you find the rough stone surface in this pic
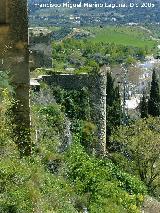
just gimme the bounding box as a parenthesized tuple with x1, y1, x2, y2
(0, 0, 30, 155)
(40, 67, 109, 155)
(142, 196, 160, 213)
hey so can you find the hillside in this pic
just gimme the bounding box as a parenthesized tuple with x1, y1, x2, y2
(29, 0, 160, 27)
(86, 26, 157, 48)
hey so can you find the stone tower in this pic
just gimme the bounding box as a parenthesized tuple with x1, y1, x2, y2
(0, 0, 31, 155)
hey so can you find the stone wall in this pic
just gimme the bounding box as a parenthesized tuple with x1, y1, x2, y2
(29, 27, 52, 70)
(0, 0, 30, 155)
(40, 68, 108, 155)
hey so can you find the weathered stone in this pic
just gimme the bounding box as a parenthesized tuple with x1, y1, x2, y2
(142, 196, 160, 213)
(0, 0, 31, 155)
(39, 66, 109, 155)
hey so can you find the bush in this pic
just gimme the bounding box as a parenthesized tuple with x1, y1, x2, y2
(65, 139, 147, 213)
(0, 87, 77, 213)
(111, 117, 160, 197)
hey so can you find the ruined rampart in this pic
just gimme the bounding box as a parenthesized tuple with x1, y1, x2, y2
(40, 69, 108, 155)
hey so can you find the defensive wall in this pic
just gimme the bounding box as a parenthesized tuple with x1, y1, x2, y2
(39, 66, 109, 155)
(0, 0, 30, 155)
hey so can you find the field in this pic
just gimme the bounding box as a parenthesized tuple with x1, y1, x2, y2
(86, 26, 158, 49)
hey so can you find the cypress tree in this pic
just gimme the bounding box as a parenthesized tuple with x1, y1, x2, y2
(106, 72, 115, 106)
(112, 86, 122, 126)
(148, 69, 160, 117)
(140, 93, 148, 118)
(106, 73, 122, 139)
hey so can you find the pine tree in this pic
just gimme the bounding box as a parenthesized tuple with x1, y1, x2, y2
(148, 69, 160, 117)
(140, 93, 148, 118)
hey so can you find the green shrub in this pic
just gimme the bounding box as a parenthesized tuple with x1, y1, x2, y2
(65, 140, 147, 212)
(111, 117, 160, 197)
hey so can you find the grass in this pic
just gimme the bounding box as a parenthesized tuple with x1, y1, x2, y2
(86, 26, 158, 49)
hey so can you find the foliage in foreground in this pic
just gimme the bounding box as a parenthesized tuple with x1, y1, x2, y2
(65, 139, 147, 213)
(0, 90, 77, 213)
(111, 117, 160, 198)
(0, 84, 147, 212)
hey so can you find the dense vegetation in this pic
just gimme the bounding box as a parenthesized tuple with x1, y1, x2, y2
(50, 36, 150, 74)
(1, 18, 160, 212)
(139, 69, 160, 118)
(0, 74, 150, 213)
(111, 117, 160, 198)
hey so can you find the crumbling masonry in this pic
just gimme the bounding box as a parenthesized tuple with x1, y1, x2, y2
(0, 0, 108, 155)
(39, 67, 108, 155)
(0, 0, 30, 155)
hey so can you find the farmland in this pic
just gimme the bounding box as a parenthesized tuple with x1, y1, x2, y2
(86, 26, 158, 49)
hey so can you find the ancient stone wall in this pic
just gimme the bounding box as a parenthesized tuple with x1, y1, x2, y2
(0, 0, 31, 155)
(40, 70, 108, 155)
(29, 27, 52, 70)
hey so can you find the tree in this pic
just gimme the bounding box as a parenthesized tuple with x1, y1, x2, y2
(106, 72, 115, 106)
(140, 93, 148, 118)
(148, 69, 160, 117)
(106, 72, 122, 142)
(111, 117, 160, 196)
(110, 85, 122, 127)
